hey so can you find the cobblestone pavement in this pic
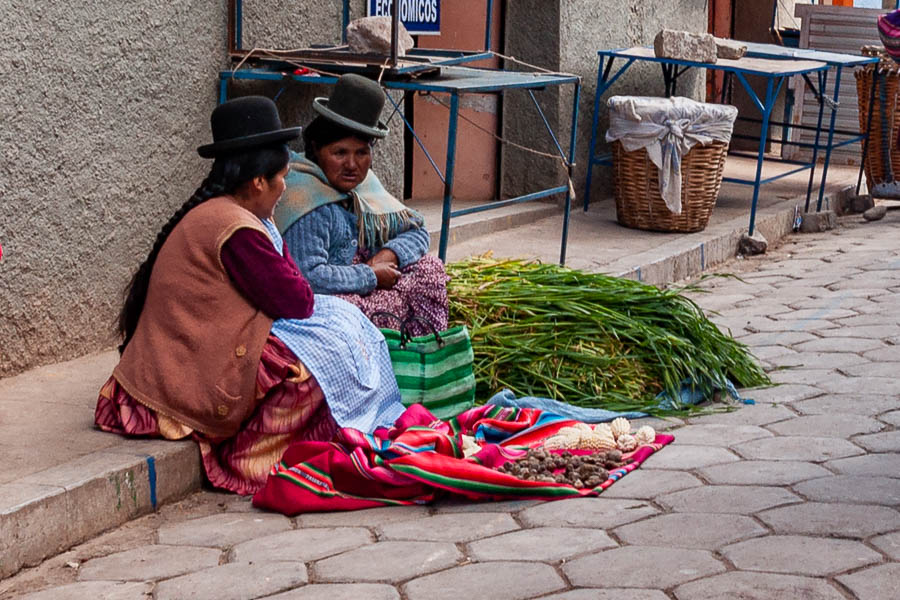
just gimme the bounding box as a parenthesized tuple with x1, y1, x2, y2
(3, 216, 899, 599)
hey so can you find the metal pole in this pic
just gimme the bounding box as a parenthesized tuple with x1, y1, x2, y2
(560, 81, 581, 265)
(438, 94, 460, 262)
(804, 69, 827, 212)
(584, 57, 605, 211)
(391, 0, 400, 67)
(816, 64, 842, 211)
(749, 78, 777, 236)
(484, 0, 494, 51)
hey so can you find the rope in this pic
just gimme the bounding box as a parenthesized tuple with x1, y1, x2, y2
(424, 93, 577, 202)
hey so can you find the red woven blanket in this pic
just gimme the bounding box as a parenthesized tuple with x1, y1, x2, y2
(253, 404, 673, 515)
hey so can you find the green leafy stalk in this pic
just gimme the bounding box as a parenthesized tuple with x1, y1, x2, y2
(447, 257, 770, 414)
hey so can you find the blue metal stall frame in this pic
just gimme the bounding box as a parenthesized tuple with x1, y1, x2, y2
(227, 0, 497, 75)
(582, 47, 866, 236)
(219, 66, 582, 263)
(740, 42, 879, 206)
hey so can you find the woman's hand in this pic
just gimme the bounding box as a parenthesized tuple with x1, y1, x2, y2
(367, 248, 399, 269)
(371, 263, 401, 289)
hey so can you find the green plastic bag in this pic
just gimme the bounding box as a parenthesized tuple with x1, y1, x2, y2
(376, 313, 475, 420)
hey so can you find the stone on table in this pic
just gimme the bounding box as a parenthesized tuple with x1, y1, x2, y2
(346, 16, 414, 57)
(654, 29, 717, 64)
(715, 37, 747, 60)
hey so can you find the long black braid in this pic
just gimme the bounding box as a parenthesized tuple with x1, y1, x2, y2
(117, 144, 290, 354)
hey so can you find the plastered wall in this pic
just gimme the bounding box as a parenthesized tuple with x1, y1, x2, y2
(501, 0, 707, 204)
(0, 0, 403, 376)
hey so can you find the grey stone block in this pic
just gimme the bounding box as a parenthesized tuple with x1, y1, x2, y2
(732, 435, 864, 462)
(294, 505, 428, 528)
(467, 526, 617, 562)
(714, 37, 747, 59)
(722, 535, 881, 576)
(157, 512, 292, 548)
(431, 499, 541, 514)
(738, 231, 767, 256)
(674, 571, 847, 600)
(16, 581, 152, 600)
(827, 452, 900, 476)
(540, 591, 669, 600)
(871, 531, 900, 560)
(853, 430, 900, 452)
(837, 563, 900, 600)
(265, 584, 399, 600)
(664, 424, 772, 447)
(794, 475, 900, 505)
(614, 513, 766, 550)
(231, 528, 373, 564)
(564, 546, 725, 589)
(518, 497, 658, 529)
(404, 561, 565, 600)
(799, 211, 837, 233)
(77, 544, 221, 582)
(656, 484, 800, 514)
(155, 561, 307, 600)
(314, 541, 461, 583)
(794, 395, 899, 417)
(697, 460, 830, 486)
(638, 445, 739, 470)
(376, 512, 519, 543)
(758, 502, 900, 538)
(654, 29, 717, 63)
(766, 414, 884, 438)
(686, 404, 796, 427)
(598, 469, 703, 500)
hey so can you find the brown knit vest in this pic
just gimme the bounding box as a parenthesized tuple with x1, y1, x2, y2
(114, 196, 275, 438)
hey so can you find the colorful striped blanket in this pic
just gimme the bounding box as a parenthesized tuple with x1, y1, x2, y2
(252, 404, 673, 514)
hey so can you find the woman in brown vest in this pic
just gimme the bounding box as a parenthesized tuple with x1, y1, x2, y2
(94, 96, 405, 495)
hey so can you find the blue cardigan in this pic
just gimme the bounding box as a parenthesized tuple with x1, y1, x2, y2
(282, 202, 430, 295)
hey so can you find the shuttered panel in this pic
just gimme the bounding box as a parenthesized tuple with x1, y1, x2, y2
(789, 5, 883, 165)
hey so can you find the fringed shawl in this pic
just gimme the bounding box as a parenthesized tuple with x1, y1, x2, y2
(275, 152, 423, 250)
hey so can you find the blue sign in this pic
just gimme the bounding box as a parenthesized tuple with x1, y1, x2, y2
(368, 0, 440, 36)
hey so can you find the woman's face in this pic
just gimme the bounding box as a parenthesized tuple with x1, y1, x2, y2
(254, 164, 289, 219)
(316, 136, 372, 193)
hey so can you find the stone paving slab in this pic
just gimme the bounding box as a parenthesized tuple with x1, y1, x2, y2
(757, 502, 900, 538)
(765, 414, 885, 438)
(836, 563, 900, 600)
(156, 512, 292, 548)
(517, 497, 658, 529)
(732, 435, 864, 462)
(77, 545, 221, 582)
(563, 546, 726, 589)
(871, 531, 900, 560)
(376, 512, 519, 543)
(655, 484, 800, 514)
(17, 581, 152, 600)
(793, 394, 900, 417)
(721, 535, 882, 576)
(596, 469, 703, 500)
(313, 541, 461, 583)
(403, 561, 565, 600)
(540, 590, 670, 600)
(673, 571, 847, 600)
(696, 460, 831, 486)
(793, 475, 900, 505)
(154, 561, 308, 600)
(230, 527, 373, 565)
(613, 513, 766, 550)
(467, 526, 617, 562)
(266, 583, 399, 600)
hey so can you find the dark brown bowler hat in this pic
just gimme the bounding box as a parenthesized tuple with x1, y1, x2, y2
(313, 74, 389, 138)
(197, 96, 301, 158)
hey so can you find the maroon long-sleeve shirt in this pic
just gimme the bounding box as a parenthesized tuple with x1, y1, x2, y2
(220, 228, 315, 320)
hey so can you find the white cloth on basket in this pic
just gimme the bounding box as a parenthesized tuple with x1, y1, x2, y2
(605, 96, 738, 214)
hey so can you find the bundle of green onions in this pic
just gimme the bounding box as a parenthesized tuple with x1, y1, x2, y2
(447, 257, 770, 414)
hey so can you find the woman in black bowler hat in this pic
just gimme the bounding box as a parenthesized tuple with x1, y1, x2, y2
(274, 74, 449, 336)
(94, 96, 404, 496)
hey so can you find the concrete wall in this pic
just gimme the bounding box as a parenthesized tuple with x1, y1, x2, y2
(0, 0, 403, 377)
(501, 0, 707, 204)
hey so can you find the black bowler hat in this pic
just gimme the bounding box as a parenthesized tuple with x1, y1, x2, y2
(313, 74, 389, 138)
(197, 96, 301, 158)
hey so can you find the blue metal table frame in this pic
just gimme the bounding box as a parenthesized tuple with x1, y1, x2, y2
(584, 46, 833, 235)
(219, 66, 582, 263)
(740, 42, 878, 208)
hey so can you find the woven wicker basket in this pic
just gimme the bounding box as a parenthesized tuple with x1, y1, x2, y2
(612, 139, 728, 233)
(856, 46, 900, 198)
